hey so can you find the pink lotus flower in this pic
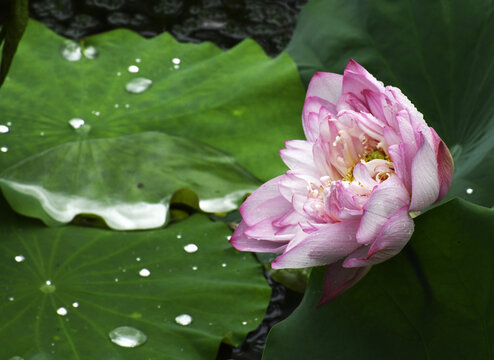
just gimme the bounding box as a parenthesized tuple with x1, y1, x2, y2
(231, 59, 454, 305)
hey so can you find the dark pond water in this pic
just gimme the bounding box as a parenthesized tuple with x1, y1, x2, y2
(29, 0, 308, 56)
(28, 1, 307, 359)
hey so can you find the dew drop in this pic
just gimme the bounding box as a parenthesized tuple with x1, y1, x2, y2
(176, 234, 182, 239)
(56, 307, 68, 316)
(175, 314, 192, 326)
(1, 147, 8, 153)
(184, 244, 198, 253)
(226, 235, 232, 241)
(466, 188, 473, 195)
(68, 118, 85, 129)
(114, 277, 119, 282)
(83, 46, 98, 59)
(125, 104, 130, 108)
(136, 257, 141, 262)
(0, 125, 9, 133)
(221, 263, 227, 268)
(40, 131, 45, 136)
(14, 255, 25, 262)
(192, 266, 198, 271)
(40, 280, 56, 294)
(139, 268, 151, 277)
(117, 71, 122, 76)
(114, 104, 120, 108)
(136, 58, 142, 63)
(61, 40, 82, 61)
(109, 326, 147, 348)
(128, 65, 139, 73)
(6, 121, 11, 126)
(72, 302, 79, 308)
(172, 58, 181, 65)
(8, 296, 14, 301)
(125, 77, 152, 94)
(241, 321, 247, 325)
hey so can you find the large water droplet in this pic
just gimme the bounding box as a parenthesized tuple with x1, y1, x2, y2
(14, 255, 25, 262)
(56, 307, 68, 316)
(184, 244, 198, 253)
(125, 77, 152, 94)
(128, 65, 139, 73)
(172, 58, 181, 65)
(1, 146, 8, 153)
(175, 314, 192, 326)
(109, 326, 147, 348)
(61, 40, 82, 61)
(68, 118, 85, 129)
(68, 118, 91, 134)
(83, 46, 98, 59)
(0, 125, 9, 133)
(40, 280, 56, 294)
(139, 268, 151, 277)
(466, 188, 473, 195)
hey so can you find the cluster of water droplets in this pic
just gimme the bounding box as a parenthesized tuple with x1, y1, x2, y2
(61, 40, 98, 61)
(0, 122, 10, 153)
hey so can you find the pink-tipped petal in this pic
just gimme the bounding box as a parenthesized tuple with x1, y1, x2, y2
(239, 176, 290, 226)
(302, 97, 332, 142)
(306, 72, 342, 110)
(409, 131, 440, 211)
(343, 205, 413, 267)
(341, 59, 384, 101)
(271, 220, 360, 269)
(356, 175, 409, 245)
(280, 140, 318, 175)
(318, 261, 371, 306)
(230, 221, 289, 253)
(431, 128, 454, 201)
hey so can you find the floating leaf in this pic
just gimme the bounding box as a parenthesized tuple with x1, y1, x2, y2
(0, 199, 271, 360)
(0, 20, 305, 182)
(0, 132, 259, 230)
(286, 0, 494, 206)
(264, 198, 494, 359)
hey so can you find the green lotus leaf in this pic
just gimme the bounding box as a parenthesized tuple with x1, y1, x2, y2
(0, 132, 259, 230)
(264, 198, 494, 359)
(287, 0, 494, 206)
(0, 198, 271, 360)
(0, 20, 305, 227)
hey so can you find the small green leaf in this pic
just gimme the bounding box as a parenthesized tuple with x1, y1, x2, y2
(264, 198, 494, 359)
(0, 199, 271, 360)
(0, 132, 260, 230)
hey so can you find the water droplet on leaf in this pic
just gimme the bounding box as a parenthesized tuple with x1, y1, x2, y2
(109, 326, 147, 348)
(56, 307, 68, 316)
(184, 244, 198, 253)
(72, 302, 79, 308)
(125, 77, 152, 94)
(83, 46, 98, 59)
(68, 118, 85, 129)
(14, 255, 25, 262)
(128, 65, 139, 73)
(139, 268, 151, 277)
(0, 125, 9, 133)
(61, 40, 82, 61)
(466, 188, 473, 194)
(175, 314, 192, 326)
(172, 58, 181, 65)
(40, 280, 56, 294)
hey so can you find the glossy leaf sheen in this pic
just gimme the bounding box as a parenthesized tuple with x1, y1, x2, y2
(286, 0, 494, 206)
(0, 200, 270, 360)
(264, 198, 494, 359)
(0, 132, 259, 229)
(0, 20, 304, 181)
